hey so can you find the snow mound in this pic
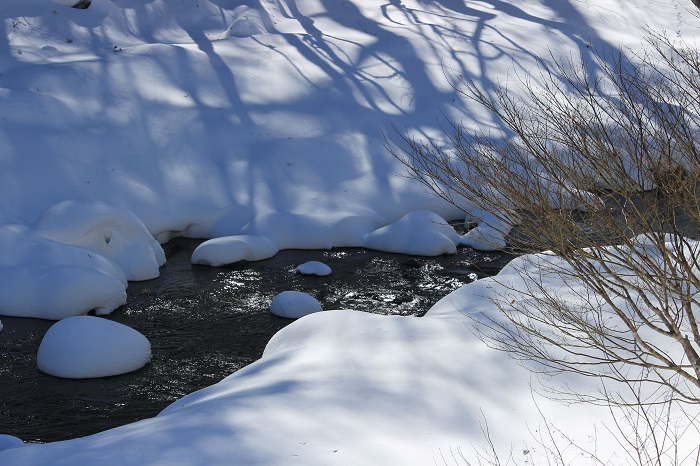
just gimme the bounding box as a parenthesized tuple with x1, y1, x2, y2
(363, 210, 465, 256)
(0, 226, 128, 320)
(0, 263, 127, 320)
(36, 200, 166, 281)
(225, 6, 270, 38)
(0, 435, 24, 452)
(270, 291, 322, 319)
(192, 235, 278, 266)
(294, 261, 332, 276)
(462, 208, 513, 251)
(0, 201, 164, 319)
(37, 316, 151, 379)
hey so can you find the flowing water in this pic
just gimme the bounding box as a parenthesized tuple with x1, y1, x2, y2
(0, 238, 514, 443)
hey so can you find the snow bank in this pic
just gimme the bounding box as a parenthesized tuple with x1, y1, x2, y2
(363, 210, 466, 256)
(0, 435, 24, 453)
(191, 235, 278, 266)
(294, 261, 332, 276)
(270, 291, 322, 319)
(37, 316, 151, 379)
(0, 307, 621, 465)
(0, 201, 163, 319)
(0, 0, 696, 463)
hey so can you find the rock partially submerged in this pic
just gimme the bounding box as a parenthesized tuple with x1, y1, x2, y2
(270, 291, 322, 319)
(192, 235, 278, 266)
(294, 261, 332, 276)
(37, 316, 151, 379)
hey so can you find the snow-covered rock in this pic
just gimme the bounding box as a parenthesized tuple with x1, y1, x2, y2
(0, 201, 164, 320)
(363, 210, 465, 256)
(294, 261, 332, 276)
(35, 200, 165, 281)
(0, 263, 127, 320)
(37, 316, 151, 379)
(270, 291, 322, 319)
(192, 235, 278, 266)
(462, 208, 513, 251)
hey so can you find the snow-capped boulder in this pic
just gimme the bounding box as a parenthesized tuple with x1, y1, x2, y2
(192, 235, 278, 266)
(294, 261, 332, 276)
(0, 222, 128, 320)
(363, 210, 465, 256)
(462, 208, 514, 251)
(35, 200, 165, 281)
(0, 200, 165, 319)
(0, 263, 127, 320)
(37, 316, 151, 379)
(270, 291, 322, 319)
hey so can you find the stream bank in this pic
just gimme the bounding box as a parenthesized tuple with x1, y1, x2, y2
(0, 238, 513, 442)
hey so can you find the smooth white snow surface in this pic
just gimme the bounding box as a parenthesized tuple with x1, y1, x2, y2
(37, 316, 151, 379)
(0, 435, 25, 453)
(0, 0, 697, 464)
(270, 291, 322, 319)
(294, 261, 332, 276)
(191, 235, 278, 266)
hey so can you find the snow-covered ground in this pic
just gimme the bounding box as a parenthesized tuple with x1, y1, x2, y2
(0, 0, 697, 464)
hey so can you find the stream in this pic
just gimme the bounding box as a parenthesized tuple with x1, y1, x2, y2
(0, 238, 513, 443)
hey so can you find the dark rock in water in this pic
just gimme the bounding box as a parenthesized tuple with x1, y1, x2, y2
(400, 258, 423, 268)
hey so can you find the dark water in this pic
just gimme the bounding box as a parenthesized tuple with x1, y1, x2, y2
(0, 238, 513, 443)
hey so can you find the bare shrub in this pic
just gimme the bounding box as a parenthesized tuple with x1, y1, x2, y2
(391, 27, 700, 464)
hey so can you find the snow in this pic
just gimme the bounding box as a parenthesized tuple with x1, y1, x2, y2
(225, 6, 272, 39)
(0, 201, 163, 319)
(0, 435, 25, 453)
(0, 0, 697, 463)
(37, 316, 151, 379)
(363, 210, 466, 256)
(35, 200, 166, 281)
(0, 277, 646, 464)
(270, 291, 322, 319)
(191, 235, 278, 267)
(462, 207, 513, 251)
(294, 261, 332, 276)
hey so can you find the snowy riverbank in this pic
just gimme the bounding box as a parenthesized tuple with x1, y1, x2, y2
(1, 0, 697, 464)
